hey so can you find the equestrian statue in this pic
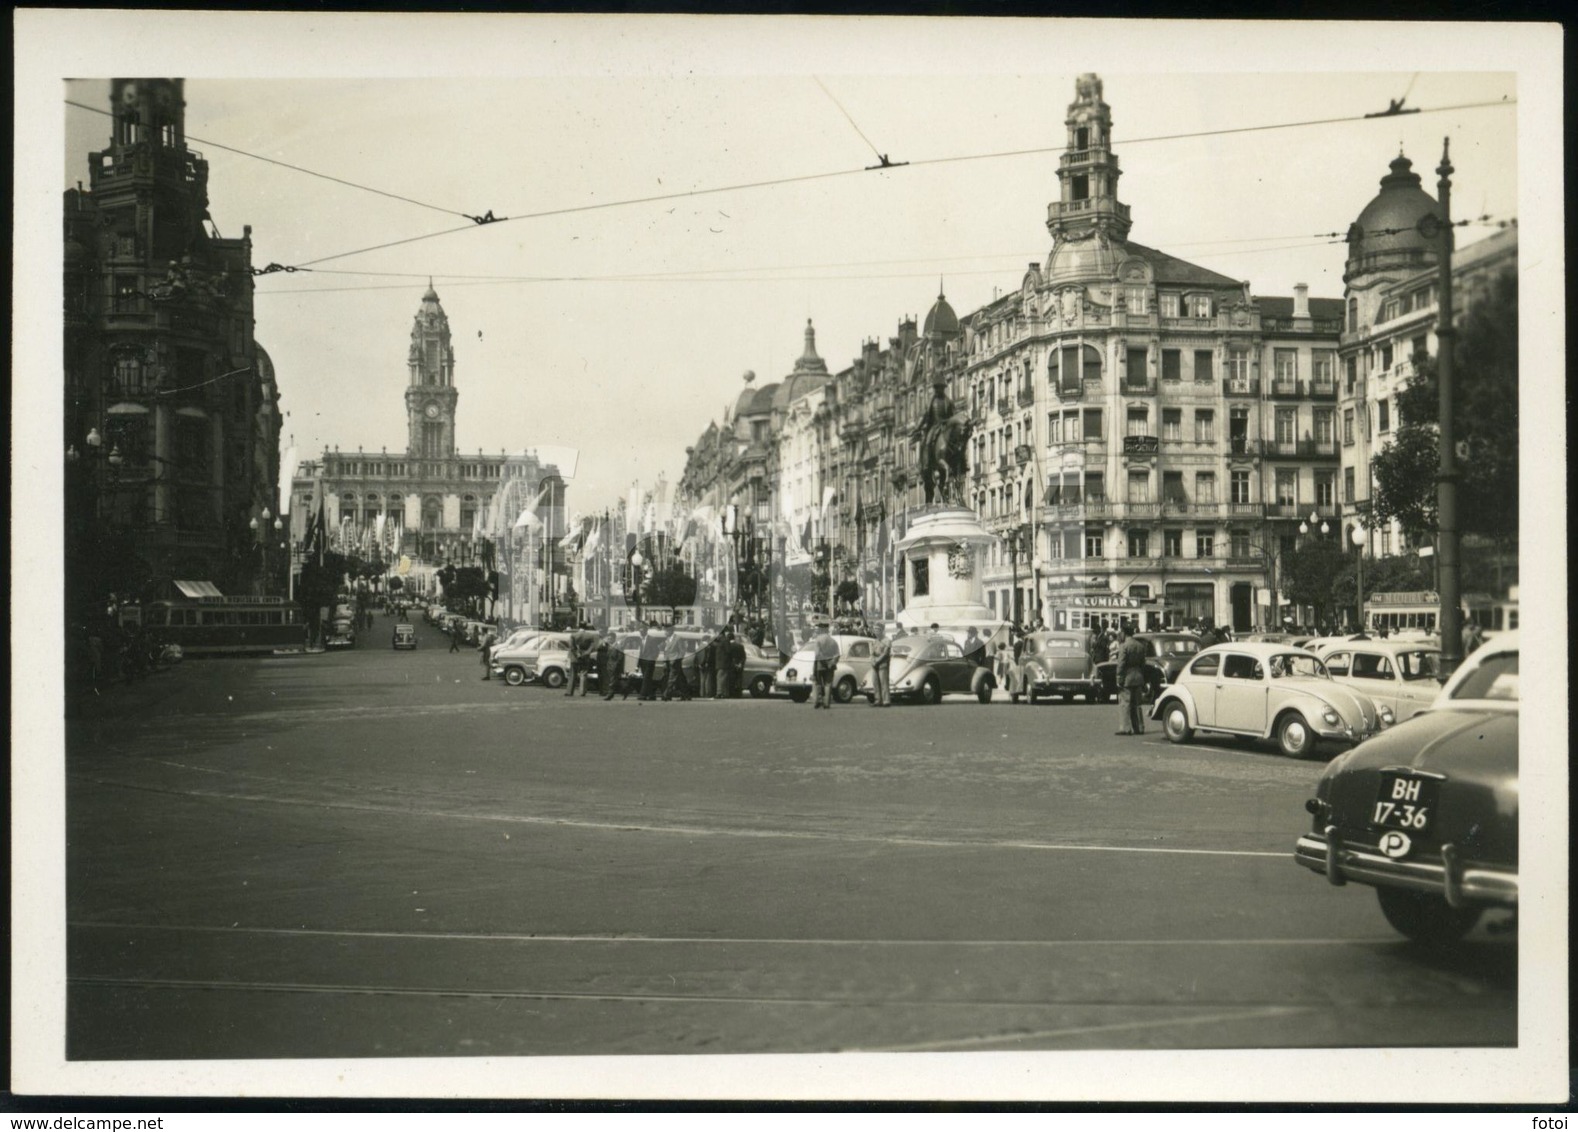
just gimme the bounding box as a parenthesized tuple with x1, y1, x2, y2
(912, 377, 973, 506)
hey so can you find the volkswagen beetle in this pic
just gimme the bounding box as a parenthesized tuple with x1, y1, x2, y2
(774, 634, 876, 704)
(1294, 633, 1518, 944)
(864, 633, 997, 705)
(1151, 641, 1390, 758)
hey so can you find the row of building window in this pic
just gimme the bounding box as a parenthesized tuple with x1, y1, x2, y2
(326, 460, 501, 479)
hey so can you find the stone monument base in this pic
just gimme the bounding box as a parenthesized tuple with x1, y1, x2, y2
(893, 504, 1006, 637)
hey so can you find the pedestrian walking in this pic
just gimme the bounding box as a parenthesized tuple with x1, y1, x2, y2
(448, 621, 462, 652)
(871, 630, 892, 707)
(564, 631, 584, 696)
(1115, 621, 1148, 736)
(601, 630, 630, 700)
(811, 625, 841, 709)
(637, 621, 664, 701)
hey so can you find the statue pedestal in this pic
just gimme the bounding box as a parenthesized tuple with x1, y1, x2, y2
(894, 505, 1002, 633)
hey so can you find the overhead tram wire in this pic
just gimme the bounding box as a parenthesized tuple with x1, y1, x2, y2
(254, 96, 1515, 274)
(64, 99, 476, 221)
(256, 211, 1516, 295)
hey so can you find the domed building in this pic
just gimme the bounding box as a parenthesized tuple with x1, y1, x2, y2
(1336, 150, 1517, 570)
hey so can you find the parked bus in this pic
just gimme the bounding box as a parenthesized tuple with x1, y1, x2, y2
(140, 595, 307, 656)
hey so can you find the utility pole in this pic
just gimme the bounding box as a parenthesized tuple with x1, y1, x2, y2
(1432, 138, 1464, 679)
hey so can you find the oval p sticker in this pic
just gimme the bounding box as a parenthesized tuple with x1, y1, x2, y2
(1378, 830, 1413, 859)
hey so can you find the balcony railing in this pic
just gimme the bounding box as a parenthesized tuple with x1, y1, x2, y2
(1017, 387, 1036, 407)
(1309, 381, 1338, 401)
(1227, 438, 1260, 458)
(1262, 438, 1339, 459)
(1121, 377, 1158, 395)
(1267, 379, 1301, 399)
(1263, 503, 1303, 519)
(1226, 502, 1261, 518)
(1124, 502, 1160, 519)
(1014, 444, 1033, 467)
(1161, 500, 1221, 519)
(1222, 378, 1260, 398)
(996, 398, 1013, 418)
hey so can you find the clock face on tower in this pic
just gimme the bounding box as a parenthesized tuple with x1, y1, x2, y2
(424, 403, 440, 420)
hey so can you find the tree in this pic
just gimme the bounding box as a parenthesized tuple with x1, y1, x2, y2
(1372, 270, 1518, 544)
(645, 561, 697, 617)
(1281, 538, 1348, 627)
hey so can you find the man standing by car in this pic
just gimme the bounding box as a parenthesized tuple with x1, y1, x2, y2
(870, 630, 892, 707)
(449, 620, 462, 653)
(697, 631, 716, 699)
(479, 627, 496, 680)
(811, 625, 841, 709)
(661, 628, 692, 702)
(601, 629, 629, 700)
(637, 621, 665, 701)
(1115, 621, 1148, 736)
(727, 632, 748, 698)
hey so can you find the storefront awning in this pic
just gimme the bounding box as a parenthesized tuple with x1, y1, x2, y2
(174, 580, 224, 598)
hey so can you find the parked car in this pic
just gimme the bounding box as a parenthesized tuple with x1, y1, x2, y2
(392, 623, 417, 650)
(1151, 642, 1390, 758)
(325, 617, 357, 649)
(1092, 631, 1203, 702)
(1007, 631, 1105, 704)
(1317, 640, 1443, 724)
(775, 634, 878, 703)
(1294, 633, 1518, 944)
(489, 628, 540, 664)
(492, 631, 571, 686)
(865, 633, 997, 705)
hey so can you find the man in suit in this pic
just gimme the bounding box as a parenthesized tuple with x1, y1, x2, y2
(601, 629, 630, 700)
(1115, 621, 1148, 736)
(728, 632, 748, 698)
(637, 621, 665, 701)
(811, 625, 841, 709)
(870, 630, 893, 707)
(661, 629, 692, 702)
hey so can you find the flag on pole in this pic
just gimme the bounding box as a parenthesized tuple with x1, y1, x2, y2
(514, 507, 540, 529)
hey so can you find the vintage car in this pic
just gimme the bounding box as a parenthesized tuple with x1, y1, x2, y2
(604, 629, 778, 697)
(1093, 631, 1203, 701)
(1151, 642, 1391, 758)
(864, 633, 997, 705)
(391, 623, 417, 650)
(1317, 640, 1443, 724)
(776, 634, 877, 704)
(1007, 631, 1105, 704)
(1294, 633, 1519, 944)
(324, 617, 357, 649)
(492, 631, 571, 686)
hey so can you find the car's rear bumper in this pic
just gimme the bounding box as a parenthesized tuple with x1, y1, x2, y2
(1030, 679, 1104, 696)
(1294, 831, 1518, 907)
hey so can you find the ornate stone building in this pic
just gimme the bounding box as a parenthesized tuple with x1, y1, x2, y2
(64, 78, 282, 611)
(952, 73, 1344, 632)
(289, 286, 564, 585)
(668, 73, 1521, 635)
(1337, 154, 1518, 563)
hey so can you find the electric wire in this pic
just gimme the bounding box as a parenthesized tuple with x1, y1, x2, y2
(264, 97, 1518, 272)
(64, 99, 476, 220)
(813, 76, 886, 163)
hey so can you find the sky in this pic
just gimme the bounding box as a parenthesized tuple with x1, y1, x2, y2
(62, 64, 1518, 519)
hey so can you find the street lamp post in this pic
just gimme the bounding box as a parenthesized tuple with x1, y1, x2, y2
(1296, 510, 1330, 627)
(1351, 521, 1368, 632)
(630, 549, 646, 622)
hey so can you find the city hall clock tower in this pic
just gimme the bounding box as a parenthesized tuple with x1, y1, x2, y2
(404, 283, 459, 459)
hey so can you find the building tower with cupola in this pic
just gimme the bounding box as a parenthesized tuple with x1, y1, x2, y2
(404, 283, 459, 459)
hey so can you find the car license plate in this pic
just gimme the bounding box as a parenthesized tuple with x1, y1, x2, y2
(1371, 773, 1440, 833)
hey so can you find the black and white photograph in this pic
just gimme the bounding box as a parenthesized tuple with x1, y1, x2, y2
(12, 10, 1566, 1107)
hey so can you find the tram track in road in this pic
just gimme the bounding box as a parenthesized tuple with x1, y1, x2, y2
(68, 766, 1291, 859)
(67, 919, 1513, 1054)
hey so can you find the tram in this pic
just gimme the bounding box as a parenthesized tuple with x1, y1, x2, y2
(139, 594, 308, 656)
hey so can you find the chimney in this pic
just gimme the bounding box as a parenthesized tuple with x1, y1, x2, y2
(1293, 283, 1310, 319)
